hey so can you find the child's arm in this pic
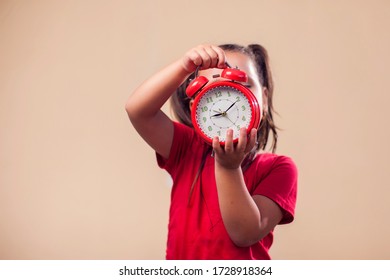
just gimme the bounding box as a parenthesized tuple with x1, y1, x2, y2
(125, 45, 226, 159)
(212, 128, 283, 247)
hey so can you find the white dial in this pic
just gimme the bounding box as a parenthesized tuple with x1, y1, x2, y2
(194, 85, 253, 142)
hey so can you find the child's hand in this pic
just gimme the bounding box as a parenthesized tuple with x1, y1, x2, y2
(182, 45, 227, 73)
(212, 128, 258, 170)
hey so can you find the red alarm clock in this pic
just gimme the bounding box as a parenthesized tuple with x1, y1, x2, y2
(186, 66, 261, 145)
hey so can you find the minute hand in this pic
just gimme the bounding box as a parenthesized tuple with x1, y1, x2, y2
(224, 101, 238, 113)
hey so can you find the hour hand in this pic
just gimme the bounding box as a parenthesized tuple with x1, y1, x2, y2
(211, 112, 223, 117)
(211, 109, 224, 117)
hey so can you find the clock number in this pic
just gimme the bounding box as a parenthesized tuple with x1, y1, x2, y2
(215, 91, 222, 98)
(208, 126, 213, 132)
(236, 96, 241, 102)
(203, 117, 207, 123)
(237, 124, 241, 130)
(242, 116, 246, 121)
(217, 131, 221, 136)
(206, 97, 213, 103)
(201, 106, 208, 112)
(227, 92, 231, 97)
(242, 105, 246, 111)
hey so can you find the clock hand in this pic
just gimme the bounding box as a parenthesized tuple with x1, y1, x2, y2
(211, 109, 224, 117)
(211, 112, 224, 117)
(225, 115, 236, 125)
(224, 101, 238, 113)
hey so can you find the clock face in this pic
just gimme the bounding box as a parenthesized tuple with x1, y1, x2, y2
(192, 82, 259, 144)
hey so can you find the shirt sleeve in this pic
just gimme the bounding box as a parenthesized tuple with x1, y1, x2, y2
(156, 121, 195, 175)
(252, 156, 298, 224)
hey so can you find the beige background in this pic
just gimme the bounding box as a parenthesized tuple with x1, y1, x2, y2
(1, 0, 389, 259)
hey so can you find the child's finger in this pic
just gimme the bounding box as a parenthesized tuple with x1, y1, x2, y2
(244, 128, 258, 154)
(210, 45, 227, 68)
(196, 47, 213, 69)
(182, 45, 225, 73)
(224, 129, 234, 154)
(182, 49, 202, 72)
(212, 136, 223, 155)
(204, 46, 220, 69)
(236, 127, 247, 154)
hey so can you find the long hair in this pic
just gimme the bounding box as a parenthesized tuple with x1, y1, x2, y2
(171, 43, 278, 153)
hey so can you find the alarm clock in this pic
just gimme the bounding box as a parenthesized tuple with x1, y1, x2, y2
(186, 66, 261, 145)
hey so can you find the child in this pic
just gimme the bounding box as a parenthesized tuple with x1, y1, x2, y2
(125, 44, 297, 260)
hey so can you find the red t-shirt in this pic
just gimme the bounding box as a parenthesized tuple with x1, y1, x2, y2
(157, 122, 297, 259)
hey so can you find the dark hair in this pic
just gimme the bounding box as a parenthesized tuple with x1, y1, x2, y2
(170, 43, 278, 153)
